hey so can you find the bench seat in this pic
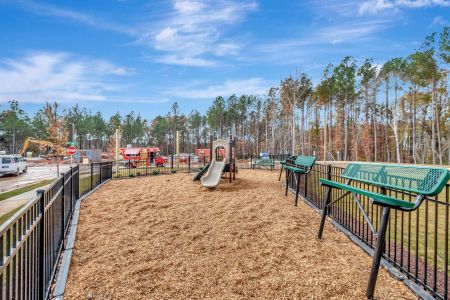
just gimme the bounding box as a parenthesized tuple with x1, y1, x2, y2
(319, 178, 416, 210)
(282, 155, 316, 206)
(284, 165, 306, 174)
(318, 163, 449, 299)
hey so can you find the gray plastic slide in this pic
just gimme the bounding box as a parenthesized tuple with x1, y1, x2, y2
(200, 158, 226, 188)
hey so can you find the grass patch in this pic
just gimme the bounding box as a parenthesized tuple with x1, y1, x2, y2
(0, 179, 55, 201)
(0, 205, 25, 225)
(79, 174, 100, 195)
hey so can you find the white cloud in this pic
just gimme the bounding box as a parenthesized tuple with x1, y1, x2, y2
(0, 52, 129, 103)
(319, 21, 389, 44)
(10, 1, 257, 67)
(359, 0, 450, 14)
(215, 43, 241, 56)
(430, 15, 448, 26)
(174, 0, 205, 14)
(359, 0, 394, 14)
(146, 0, 258, 67)
(15, 1, 135, 35)
(155, 55, 216, 67)
(165, 78, 269, 99)
(249, 20, 389, 65)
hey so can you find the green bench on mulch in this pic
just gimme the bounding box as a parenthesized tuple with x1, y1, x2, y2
(252, 158, 275, 170)
(278, 155, 297, 181)
(283, 155, 316, 206)
(317, 163, 450, 299)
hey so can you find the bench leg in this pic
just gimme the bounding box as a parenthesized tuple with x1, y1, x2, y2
(295, 173, 301, 206)
(366, 206, 390, 299)
(318, 186, 332, 239)
(285, 170, 289, 196)
(279, 165, 283, 181)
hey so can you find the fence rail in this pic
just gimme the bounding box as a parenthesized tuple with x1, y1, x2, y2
(0, 161, 112, 299)
(113, 154, 292, 178)
(285, 162, 449, 300)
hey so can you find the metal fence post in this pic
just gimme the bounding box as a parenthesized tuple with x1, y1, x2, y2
(90, 163, 93, 191)
(188, 155, 191, 173)
(76, 165, 80, 200)
(60, 173, 65, 249)
(100, 162, 102, 183)
(171, 155, 174, 169)
(37, 189, 46, 300)
(70, 167, 74, 209)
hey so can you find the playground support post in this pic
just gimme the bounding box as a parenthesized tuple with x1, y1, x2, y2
(209, 135, 213, 163)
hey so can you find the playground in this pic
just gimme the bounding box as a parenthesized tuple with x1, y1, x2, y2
(64, 170, 414, 299)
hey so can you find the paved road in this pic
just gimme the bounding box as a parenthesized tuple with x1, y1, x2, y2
(0, 164, 70, 193)
(0, 184, 51, 216)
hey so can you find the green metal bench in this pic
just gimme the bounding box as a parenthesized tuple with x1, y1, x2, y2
(252, 158, 275, 170)
(278, 155, 297, 181)
(317, 163, 450, 299)
(284, 155, 316, 206)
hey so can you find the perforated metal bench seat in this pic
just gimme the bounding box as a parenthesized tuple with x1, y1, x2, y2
(317, 163, 450, 299)
(319, 178, 416, 210)
(282, 155, 316, 206)
(284, 165, 306, 173)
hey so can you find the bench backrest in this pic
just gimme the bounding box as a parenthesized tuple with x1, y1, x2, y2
(342, 163, 450, 196)
(256, 158, 274, 163)
(293, 155, 316, 168)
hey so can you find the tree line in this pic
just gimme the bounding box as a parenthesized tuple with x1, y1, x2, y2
(0, 27, 449, 164)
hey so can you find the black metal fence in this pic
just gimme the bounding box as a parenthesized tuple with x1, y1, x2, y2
(285, 163, 449, 300)
(0, 161, 112, 299)
(113, 157, 209, 178)
(113, 154, 292, 178)
(79, 162, 113, 196)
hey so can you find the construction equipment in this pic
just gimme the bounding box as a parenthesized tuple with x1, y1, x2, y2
(19, 137, 66, 157)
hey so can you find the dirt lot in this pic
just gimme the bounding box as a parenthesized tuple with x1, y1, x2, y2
(65, 170, 415, 300)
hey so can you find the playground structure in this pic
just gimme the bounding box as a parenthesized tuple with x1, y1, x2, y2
(197, 135, 236, 189)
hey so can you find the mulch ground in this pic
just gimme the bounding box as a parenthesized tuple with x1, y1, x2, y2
(65, 170, 415, 299)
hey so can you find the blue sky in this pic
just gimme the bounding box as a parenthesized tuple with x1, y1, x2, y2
(0, 0, 448, 119)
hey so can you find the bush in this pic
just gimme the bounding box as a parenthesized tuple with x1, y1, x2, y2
(171, 169, 177, 174)
(129, 173, 135, 178)
(153, 169, 160, 176)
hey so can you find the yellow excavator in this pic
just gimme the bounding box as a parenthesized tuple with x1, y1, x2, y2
(19, 137, 66, 157)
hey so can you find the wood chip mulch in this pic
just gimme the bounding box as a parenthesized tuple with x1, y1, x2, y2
(65, 170, 415, 299)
